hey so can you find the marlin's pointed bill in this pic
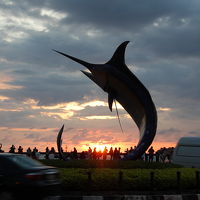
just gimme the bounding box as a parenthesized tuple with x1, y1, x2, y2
(53, 49, 94, 70)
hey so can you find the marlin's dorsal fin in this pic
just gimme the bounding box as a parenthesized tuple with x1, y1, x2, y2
(106, 41, 129, 69)
(108, 93, 114, 112)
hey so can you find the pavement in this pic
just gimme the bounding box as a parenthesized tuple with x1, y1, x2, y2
(44, 193, 200, 200)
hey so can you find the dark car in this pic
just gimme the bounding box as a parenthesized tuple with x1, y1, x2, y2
(0, 153, 61, 199)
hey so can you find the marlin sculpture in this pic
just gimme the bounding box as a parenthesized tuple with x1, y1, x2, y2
(54, 41, 157, 160)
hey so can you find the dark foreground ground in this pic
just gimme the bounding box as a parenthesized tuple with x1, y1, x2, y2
(1, 182, 200, 200)
(1, 160, 199, 199)
(1, 189, 200, 200)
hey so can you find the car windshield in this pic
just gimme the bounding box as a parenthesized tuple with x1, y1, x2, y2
(8, 155, 43, 169)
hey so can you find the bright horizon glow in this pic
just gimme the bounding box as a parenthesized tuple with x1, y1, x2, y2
(82, 143, 113, 152)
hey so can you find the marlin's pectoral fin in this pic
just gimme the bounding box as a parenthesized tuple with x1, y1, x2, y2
(108, 93, 114, 112)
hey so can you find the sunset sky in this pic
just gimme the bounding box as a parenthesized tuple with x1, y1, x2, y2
(0, 0, 200, 152)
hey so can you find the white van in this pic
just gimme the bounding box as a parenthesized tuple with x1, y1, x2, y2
(172, 137, 200, 168)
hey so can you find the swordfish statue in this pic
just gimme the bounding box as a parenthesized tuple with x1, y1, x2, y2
(54, 41, 157, 160)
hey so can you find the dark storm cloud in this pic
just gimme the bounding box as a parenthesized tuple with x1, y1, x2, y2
(158, 128, 181, 135)
(48, 0, 195, 30)
(0, 68, 94, 105)
(138, 19, 200, 58)
(12, 69, 37, 75)
(0, 108, 55, 128)
(188, 130, 200, 136)
(138, 61, 200, 101)
(4, 0, 198, 65)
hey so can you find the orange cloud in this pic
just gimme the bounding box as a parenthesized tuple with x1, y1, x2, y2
(41, 111, 74, 119)
(0, 73, 23, 90)
(158, 107, 172, 111)
(0, 126, 55, 132)
(80, 115, 117, 120)
(0, 108, 23, 112)
(0, 96, 10, 101)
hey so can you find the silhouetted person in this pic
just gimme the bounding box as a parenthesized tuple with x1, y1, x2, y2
(97, 150, 102, 160)
(92, 147, 97, 160)
(118, 147, 121, 159)
(48, 147, 56, 159)
(45, 147, 50, 159)
(35, 148, 40, 159)
(129, 146, 133, 153)
(103, 147, 108, 160)
(88, 147, 92, 159)
(168, 147, 174, 163)
(26, 147, 32, 157)
(9, 145, 15, 153)
(159, 147, 174, 163)
(32, 147, 38, 159)
(109, 147, 114, 160)
(155, 152, 160, 162)
(72, 147, 78, 159)
(0, 143, 4, 153)
(18, 146, 23, 154)
(50, 147, 55, 154)
(156, 147, 165, 162)
(113, 147, 118, 160)
(148, 146, 155, 162)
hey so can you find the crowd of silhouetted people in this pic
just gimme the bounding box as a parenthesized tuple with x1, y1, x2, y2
(64, 146, 122, 160)
(7, 144, 41, 159)
(0, 143, 175, 162)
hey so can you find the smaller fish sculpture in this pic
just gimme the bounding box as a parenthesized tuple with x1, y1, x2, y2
(57, 124, 67, 160)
